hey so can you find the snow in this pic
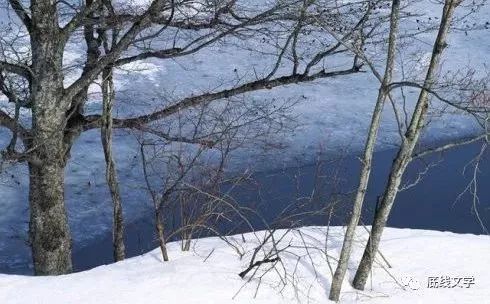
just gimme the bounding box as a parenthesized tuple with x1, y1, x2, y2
(1, 227, 489, 303)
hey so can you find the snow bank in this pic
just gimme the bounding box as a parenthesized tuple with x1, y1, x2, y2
(1, 227, 489, 303)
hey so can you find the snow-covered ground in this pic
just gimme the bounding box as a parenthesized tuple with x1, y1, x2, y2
(1, 227, 489, 303)
(0, 0, 488, 272)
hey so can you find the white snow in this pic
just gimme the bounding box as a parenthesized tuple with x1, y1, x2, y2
(1, 227, 489, 303)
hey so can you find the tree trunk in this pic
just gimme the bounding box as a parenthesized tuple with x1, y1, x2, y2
(328, 0, 401, 301)
(29, 74, 73, 275)
(155, 208, 169, 261)
(29, 82, 73, 275)
(352, 0, 459, 290)
(101, 68, 126, 262)
(28, 0, 74, 275)
(29, 157, 72, 275)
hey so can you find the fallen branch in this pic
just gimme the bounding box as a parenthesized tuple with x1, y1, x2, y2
(238, 256, 280, 278)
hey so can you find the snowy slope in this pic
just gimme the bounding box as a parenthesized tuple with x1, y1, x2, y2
(1, 227, 489, 304)
(0, 0, 488, 272)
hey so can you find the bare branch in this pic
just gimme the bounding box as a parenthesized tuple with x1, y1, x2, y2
(113, 2, 292, 66)
(412, 133, 488, 160)
(60, 0, 102, 39)
(0, 61, 32, 79)
(63, 0, 169, 101)
(8, 0, 32, 31)
(82, 66, 362, 131)
(0, 109, 29, 139)
(388, 81, 489, 113)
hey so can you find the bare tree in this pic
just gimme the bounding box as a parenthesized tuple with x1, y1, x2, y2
(0, 0, 378, 274)
(137, 85, 294, 261)
(352, 0, 466, 290)
(101, 66, 126, 262)
(328, 0, 401, 300)
(317, 0, 489, 298)
(97, 10, 126, 261)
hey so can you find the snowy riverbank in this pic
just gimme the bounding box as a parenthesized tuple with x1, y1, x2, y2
(1, 227, 489, 303)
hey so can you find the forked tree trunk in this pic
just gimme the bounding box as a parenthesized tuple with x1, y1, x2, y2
(352, 0, 460, 290)
(329, 0, 401, 300)
(101, 68, 126, 261)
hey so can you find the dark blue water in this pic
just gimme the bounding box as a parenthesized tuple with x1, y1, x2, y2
(1, 140, 487, 274)
(70, 140, 489, 272)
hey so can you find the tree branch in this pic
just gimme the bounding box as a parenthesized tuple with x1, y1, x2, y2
(64, 0, 301, 98)
(0, 61, 32, 79)
(60, 0, 102, 39)
(82, 66, 362, 131)
(114, 47, 183, 66)
(113, 2, 291, 66)
(238, 256, 280, 278)
(131, 125, 216, 147)
(388, 81, 489, 113)
(8, 0, 32, 31)
(412, 133, 488, 160)
(63, 0, 168, 102)
(0, 108, 29, 139)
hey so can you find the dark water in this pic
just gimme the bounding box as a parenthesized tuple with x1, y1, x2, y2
(1, 140, 487, 274)
(71, 140, 489, 272)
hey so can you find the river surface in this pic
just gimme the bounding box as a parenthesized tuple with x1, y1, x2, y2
(1, 140, 488, 274)
(71, 140, 489, 272)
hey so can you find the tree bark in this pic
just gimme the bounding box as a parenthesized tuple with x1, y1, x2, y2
(28, 69, 73, 275)
(29, 157, 72, 275)
(352, 0, 460, 290)
(329, 0, 401, 301)
(28, 0, 74, 275)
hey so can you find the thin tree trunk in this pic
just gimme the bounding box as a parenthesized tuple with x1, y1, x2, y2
(101, 67, 126, 262)
(329, 0, 401, 300)
(155, 208, 169, 261)
(352, 0, 460, 290)
(140, 144, 170, 262)
(183, 233, 192, 252)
